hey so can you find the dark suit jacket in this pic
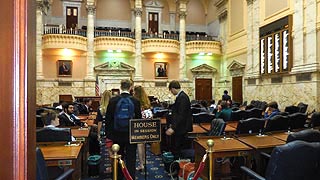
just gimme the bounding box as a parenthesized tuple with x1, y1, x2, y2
(58, 113, 77, 127)
(170, 91, 193, 135)
(105, 93, 142, 143)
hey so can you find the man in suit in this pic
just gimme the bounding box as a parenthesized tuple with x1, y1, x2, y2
(105, 79, 142, 179)
(58, 102, 81, 126)
(79, 98, 93, 114)
(166, 80, 193, 159)
(157, 64, 166, 77)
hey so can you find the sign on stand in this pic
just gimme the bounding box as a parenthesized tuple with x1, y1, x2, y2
(129, 119, 161, 144)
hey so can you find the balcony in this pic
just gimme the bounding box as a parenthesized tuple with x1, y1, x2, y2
(186, 41, 222, 55)
(142, 39, 180, 54)
(94, 36, 136, 53)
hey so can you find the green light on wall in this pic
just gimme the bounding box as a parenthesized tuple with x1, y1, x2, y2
(101, 50, 127, 58)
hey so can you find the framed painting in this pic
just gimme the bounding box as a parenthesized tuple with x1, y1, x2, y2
(57, 60, 72, 77)
(155, 62, 168, 78)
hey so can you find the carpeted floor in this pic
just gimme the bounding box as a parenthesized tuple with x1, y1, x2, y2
(83, 138, 174, 180)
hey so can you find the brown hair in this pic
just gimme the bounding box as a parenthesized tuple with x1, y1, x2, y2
(133, 85, 151, 109)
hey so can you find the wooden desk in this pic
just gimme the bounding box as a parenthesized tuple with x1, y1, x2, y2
(194, 137, 252, 180)
(237, 135, 286, 174)
(237, 135, 285, 149)
(271, 132, 289, 142)
(226, 121, 238, 129)
(71, 128, 90, 178)
(40, 144, 83, 180)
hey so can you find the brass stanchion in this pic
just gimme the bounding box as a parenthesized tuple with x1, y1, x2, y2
(111, 144, 121, 180)
(207, 139, 214, 180)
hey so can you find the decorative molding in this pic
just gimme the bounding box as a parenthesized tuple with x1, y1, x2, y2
(142, 39, 180, 53)
(218, 8, 228, 21)
(94, 37, 135, 52)
(86, 5, 96, 15)
(246, 0, 256, 5)
(42, 34, 87, 51)
(144, 0, 163, 8)
(227, 60, 246, 70)
(186, 41, 221, 55)
(36, 0, 52, 15)
(94, 62, 135, 76)
(227, 60, 246, 77)
(214, 0, 228, 8)
(191, 64, 217, 74)
(179, 11, 187, 18)
(134, 8, 143, 16)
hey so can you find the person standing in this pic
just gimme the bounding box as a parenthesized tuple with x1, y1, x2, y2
(222, 90, 231, 101)
(166, 80, 193, 159)
(105, 79, 142, 179)
(133, 85, 153, 171)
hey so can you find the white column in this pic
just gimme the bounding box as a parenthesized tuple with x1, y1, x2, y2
(251, 0, 260, 76)
(305, 0, 317, 65)
(178, 0, 188, 80)
(291, 0, 304, 70)
(246, 0, 253, 76)
(85, 3, 95, 80)
(134, 7, 143, 80)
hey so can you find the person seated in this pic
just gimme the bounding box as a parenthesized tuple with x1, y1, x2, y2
(41, 109, 76, 141)
(215, 100, 232, 121)
(58, 102, 83, 127)
(199, 100, 210, 113)
(78, 98, 93, 115)
(264, 101, 280, 119)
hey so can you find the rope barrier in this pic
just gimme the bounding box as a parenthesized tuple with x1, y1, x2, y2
(119, 158, 133, 180)
(192, 153, 208, 180)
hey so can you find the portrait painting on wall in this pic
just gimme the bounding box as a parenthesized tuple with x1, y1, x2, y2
(155, 62, 168, 78)
(57, 60, 72, 77)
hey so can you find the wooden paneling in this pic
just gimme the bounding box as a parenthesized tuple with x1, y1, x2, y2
(195, 79, 212, 101)
(0, 0, 36, 179)
(232, 76, 243, 104)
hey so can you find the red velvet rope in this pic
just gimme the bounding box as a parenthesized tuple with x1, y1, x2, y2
(119, 159, 133, 180)
(192, 153, 208, 180)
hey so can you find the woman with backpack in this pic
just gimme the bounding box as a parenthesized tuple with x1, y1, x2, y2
(133, 85, 153, 171)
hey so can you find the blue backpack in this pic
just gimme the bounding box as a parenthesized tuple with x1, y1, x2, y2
(114, 97, 135, 132)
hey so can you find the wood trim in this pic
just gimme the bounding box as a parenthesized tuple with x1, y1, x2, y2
(0, 0, 36, 179)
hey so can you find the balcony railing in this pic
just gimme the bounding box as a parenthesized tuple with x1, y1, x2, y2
(43, 24, 87, 37)
(94, 30, 135, 38)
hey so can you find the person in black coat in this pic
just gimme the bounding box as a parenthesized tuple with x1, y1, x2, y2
(166, 80, 193, 159)
(222, 90, 231, 101)
(58, 102, 80, 127)
(105, 79, 142, 179)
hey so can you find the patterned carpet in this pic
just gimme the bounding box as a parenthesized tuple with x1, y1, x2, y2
(83, 138, 174, 180)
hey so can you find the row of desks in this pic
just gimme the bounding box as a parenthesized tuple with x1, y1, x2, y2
(194, 132, 289, 180)
(39, 127, 91, 180)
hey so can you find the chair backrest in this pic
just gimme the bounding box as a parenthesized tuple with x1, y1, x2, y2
(36, 127, 71, 143)
(36, 147, 48, 180)
(284, 105, 300, 114)
(264, 115, 289, 132)
(236, 118, 265, 134)
(246, 108, 263, 118)
(191, 107, 202, 114)
(297, 102, 308, 113)
(286, 129, 320, 143)
(153, 109, 169, 118)
(192, 112, 215, 124)
(208, 118, 226, 136)
(288, 112, 307, 129)
(310, 112, 320, 127)
(231, 110, 247, 121)
(265, 141, 320, 180)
